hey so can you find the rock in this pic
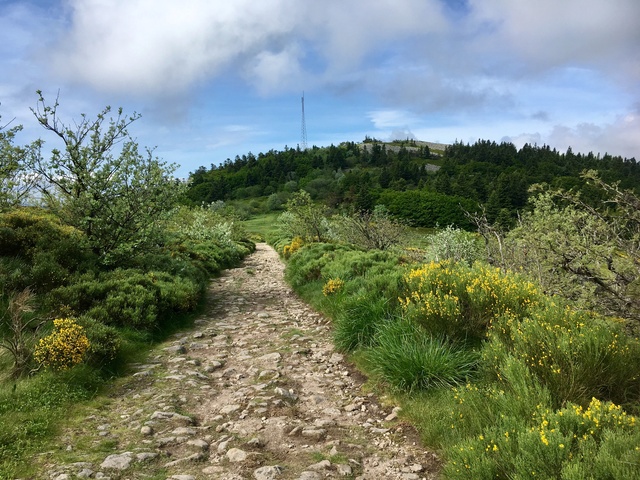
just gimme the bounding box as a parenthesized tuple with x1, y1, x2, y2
(187, 438, 210, 450)
(169, 476, 196, 480)
(329, 353, 344, 364)
(220, 404, 242, 415)
(163, 452, 205, 468)
(253, 465, 282, 479)
(226, 447, 248, 462)
(336, 464, 353, 476)
(53, 475, 71, 480)
(136, 452, 158, 462)
(307, 460, 331, 470)
(247, 437, 265, 448)
(301, 428, 327, 441)
(217, 439, 231, 453)
(258, 352, 281, 363)
(100, 452, 133, 470)
(164, 345, 187, 354)
(274, 387, 297, 401)
(297, 472, 323, 480)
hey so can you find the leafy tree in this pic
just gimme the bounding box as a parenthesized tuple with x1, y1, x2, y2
(0, 115, 36, 210)
(28, 92, 183, 263)
(280, 190, 329, 242)
(330, 205, 406, 251)
(506, 171, 640, 325)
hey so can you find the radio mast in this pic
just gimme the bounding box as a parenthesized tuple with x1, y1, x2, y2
(301, 92, 308, 150)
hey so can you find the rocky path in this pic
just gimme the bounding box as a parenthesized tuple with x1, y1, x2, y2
(40, 243, 441, 480)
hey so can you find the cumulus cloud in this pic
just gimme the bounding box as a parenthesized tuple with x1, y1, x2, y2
(505, 112, 640, 159)
(467, 0, 640, 82)
(51, 0, 300, 95)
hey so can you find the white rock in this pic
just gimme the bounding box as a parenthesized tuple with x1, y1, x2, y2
(253, 465, 282, 479)
(226, 447, 248, 462)
(100, 452, 133, 470)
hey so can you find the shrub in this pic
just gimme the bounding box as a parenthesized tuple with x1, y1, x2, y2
(76, 316, 121, 370)
(0, 288, 42, 378)
(34, 318, 90, 371)
(283, 236, 304, 259)
(333, 292, 393, 352)
(425, 225, 484, 265)
(329, 206, 406, 251)
(322, 278, 344, 296)
(442, 395, 640, 480)
(484, 305, 640, 407)
(0, 208, 94, 292)
(366, 319, 478, 392)
(401, 260, 542, 343)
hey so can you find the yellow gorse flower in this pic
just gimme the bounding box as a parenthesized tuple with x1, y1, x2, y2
(322, 278, 344, 296)
(34, 318, 91, 370)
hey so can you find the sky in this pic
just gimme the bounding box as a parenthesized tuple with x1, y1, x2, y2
(1, 0, 639, 178)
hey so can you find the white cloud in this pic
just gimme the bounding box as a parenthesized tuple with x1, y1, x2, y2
(52, 0, 300, 95)
(504, 112, 640, 159)
(468, 0, 640, 82)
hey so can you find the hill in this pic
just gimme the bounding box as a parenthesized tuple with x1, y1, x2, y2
(185, 138, 640, 228)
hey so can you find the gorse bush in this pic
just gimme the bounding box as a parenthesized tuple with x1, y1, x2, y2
(34, 318, 90, 370)
(322, 278, 344, 296)
(0, 208, 94, 293)
(47, 268, 203, 330)
(485, 305, 640, 407)
(401, 260, 542, 343)
(77, 316, 121, 370)
(280, 236, 640, 478)
(443, 393, 640, 480)
(283, 236, 304, 259)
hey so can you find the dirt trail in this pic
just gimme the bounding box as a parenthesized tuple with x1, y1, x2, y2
(40, 243, 441, 480)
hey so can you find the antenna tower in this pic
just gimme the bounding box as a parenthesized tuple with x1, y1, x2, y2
(301, 92, 308, 150)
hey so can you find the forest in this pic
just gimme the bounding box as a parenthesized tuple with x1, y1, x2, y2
(185, 138, 640, 228)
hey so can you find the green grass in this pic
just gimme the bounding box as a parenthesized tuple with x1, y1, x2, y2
(366, 319, 478, 392)
(241, 212, 281, 240)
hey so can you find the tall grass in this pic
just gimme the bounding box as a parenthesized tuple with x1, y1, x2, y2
(366, 319, 478, 392)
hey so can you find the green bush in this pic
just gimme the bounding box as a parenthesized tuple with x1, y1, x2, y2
(401, 260, 543, 343)
(333, 293, 389, 352)
(366, 319, 478, 392)
(77, 316, 122, 370)
(0, 208, 94, 292)
(442, 394, 640, 480)
(484, 305, 640, 407)
(379, 189, 477, 228)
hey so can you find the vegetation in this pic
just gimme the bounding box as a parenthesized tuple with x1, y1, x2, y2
(269, 169, 640, 479)
(0, 99, 254, 477)
(3, 90, 640, 477)
(187, 138, 639, 229)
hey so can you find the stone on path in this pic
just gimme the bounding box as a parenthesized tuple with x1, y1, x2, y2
(226, 447, 248, 462)
(253, 465, 283, 479)
(100, 452, 133, 470)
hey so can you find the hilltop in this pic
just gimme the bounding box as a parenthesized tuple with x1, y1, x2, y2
(185, 138, 639, 229)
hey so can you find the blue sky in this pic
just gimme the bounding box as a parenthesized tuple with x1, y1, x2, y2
(1, 0, 639, 178)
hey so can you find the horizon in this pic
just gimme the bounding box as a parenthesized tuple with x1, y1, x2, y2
(1, 0, 638, 178)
